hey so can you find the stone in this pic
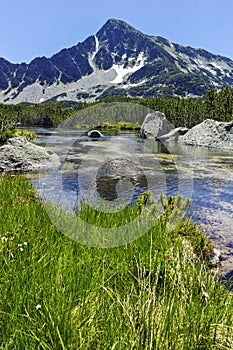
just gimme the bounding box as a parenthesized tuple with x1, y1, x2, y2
(96, 158, 148, 201)
(0, 137, 60, 173)
(139, 111, 173, 139)
(158, 127, 189, 142)
(178, 119, 233, 149)
(87, 130, 104, 138)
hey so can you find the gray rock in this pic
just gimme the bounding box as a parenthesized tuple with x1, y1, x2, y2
(178, 119, 233, 149)
(140, 111, 173, 139)
(96, 158, 148, 201)
(87, 130, 104, 138)
(158, 127, 189, 142)
(0, 137, 60, 173)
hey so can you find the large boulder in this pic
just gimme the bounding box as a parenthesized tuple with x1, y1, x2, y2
(0, 137, 60, 173)
(140, 111, 173, 139)
(178, 119, 233, 149)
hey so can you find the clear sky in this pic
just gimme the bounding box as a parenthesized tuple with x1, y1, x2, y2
(1, 0, 233, 63)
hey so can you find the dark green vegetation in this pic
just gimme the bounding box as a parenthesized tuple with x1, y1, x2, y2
(1, 176, 233, 349)
(0, 87, 233, 129)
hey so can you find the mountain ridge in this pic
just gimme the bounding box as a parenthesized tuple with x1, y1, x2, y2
(0, 18, 233, 104)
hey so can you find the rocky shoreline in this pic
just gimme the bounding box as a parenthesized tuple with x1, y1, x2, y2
(140, 111, 233, 150)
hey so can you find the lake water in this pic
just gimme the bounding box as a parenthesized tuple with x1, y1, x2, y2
(30, 127, 233, 276)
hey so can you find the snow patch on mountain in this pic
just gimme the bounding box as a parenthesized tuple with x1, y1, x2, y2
(122, 79, 148, 89)
(156, 38, 233, 81)
(111, 52, 146, 83)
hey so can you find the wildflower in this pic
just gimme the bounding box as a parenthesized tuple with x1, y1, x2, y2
(19, 247, 24, 252)
(1, 236, 8, 243)
(36, 304, 41, 310)
(23, 242, 28, 246)
(202, 291, 210, 302)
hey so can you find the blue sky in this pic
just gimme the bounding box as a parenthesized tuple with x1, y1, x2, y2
(1, 0, 233, 63)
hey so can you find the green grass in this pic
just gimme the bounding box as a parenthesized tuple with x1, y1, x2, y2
(1, 128, 36, 142)
(96, 121, 141, 130)
(1, 175, 233, 349)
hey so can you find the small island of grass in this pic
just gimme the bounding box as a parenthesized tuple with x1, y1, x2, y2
(96, 121, 141, 130)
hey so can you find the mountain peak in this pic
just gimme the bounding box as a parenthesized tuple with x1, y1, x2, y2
(0, 19, 233, 104)
(100, 18, 136, 30)
(96, 18, 143, 40)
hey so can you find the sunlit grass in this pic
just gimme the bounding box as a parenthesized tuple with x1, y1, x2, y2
(96, 121, 141, 130)
(0, 175, 233, 349)
(1, 128, 36, 142)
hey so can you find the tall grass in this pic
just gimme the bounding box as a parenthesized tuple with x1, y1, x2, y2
(1, 175, 233, 349)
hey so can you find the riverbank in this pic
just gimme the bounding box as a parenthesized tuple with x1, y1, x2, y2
(1, 175, 233, 349)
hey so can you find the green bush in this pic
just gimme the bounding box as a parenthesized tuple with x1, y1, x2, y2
(1, 128, 36, 142)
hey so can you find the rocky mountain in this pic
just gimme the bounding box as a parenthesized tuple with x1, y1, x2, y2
(1, 18, 233, 104)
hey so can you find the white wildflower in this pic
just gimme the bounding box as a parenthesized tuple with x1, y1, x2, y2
(36, 304, 41, 310)
(1, 236, 8, 243)
(202, 291, 210, 301)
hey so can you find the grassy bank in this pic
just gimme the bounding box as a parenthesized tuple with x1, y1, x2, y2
(96, 121, 141, 131)
(1, 176, 233, 349)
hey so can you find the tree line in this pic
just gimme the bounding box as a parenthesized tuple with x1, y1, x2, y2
(138, 86, 233, 128)
(0, 87, 233, 130)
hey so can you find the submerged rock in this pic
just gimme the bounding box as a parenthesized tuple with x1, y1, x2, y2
(0, 137, 60, 173)
(179, 119, 233, 149)
(96, 158, 148, 201)
(139, 111, 173, 139)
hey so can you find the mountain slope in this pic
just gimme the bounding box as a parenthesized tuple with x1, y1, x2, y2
(0, 18, 233, 104)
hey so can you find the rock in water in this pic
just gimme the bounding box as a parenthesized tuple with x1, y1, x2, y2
(96, 158, 148, 202)
(0, 137, 60, 173)
(179, 119, 233, 149)
(87, 130, 104, 138)
(140, 111, 173, 139)
(158, 127, 189, 142)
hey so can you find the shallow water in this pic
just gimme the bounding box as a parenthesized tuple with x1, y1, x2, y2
(30, 127, 233, 276)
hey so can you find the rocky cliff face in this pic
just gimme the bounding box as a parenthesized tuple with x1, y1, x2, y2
(1, 18, 233, 104)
